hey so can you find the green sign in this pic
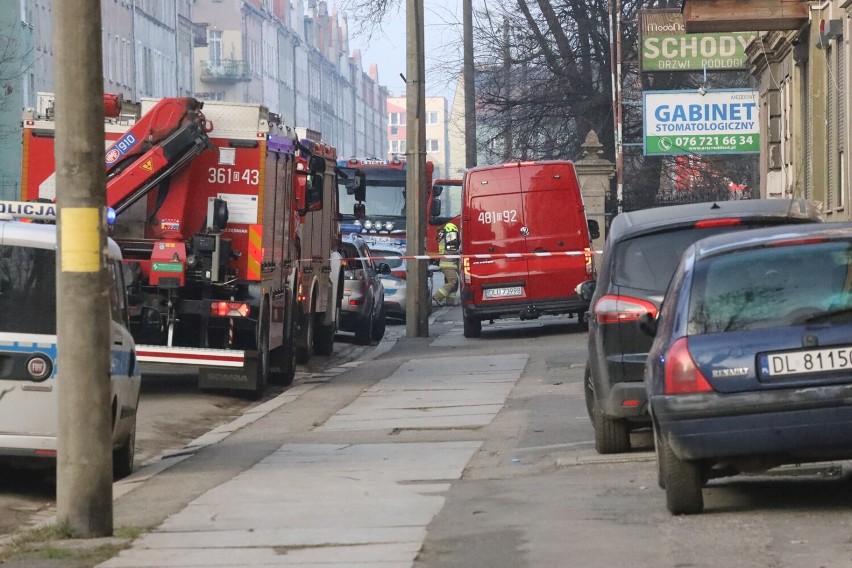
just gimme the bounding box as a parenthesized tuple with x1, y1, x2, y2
(152, 262, 184, 273)
(640, 10, 758, 72)
(644, 90, 761, 156)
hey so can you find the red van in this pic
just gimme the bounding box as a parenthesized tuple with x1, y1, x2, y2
(460, 161, 598, 337)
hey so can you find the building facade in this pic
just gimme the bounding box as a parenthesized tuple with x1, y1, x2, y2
(0, 0, 387, 200)
(685, 0, 852, 222)
(386, 95, 450, 178)
(192, 0, 387, 159)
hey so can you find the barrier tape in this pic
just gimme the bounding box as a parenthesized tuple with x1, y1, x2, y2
(322, 250, 603, 263)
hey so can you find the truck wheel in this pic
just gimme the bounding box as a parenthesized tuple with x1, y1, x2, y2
(269, 296, 297, 386)
(463, 313, 481, 338)
(355, 306, 373, 345)
(654, 427, 666, 489)
(314, 314, 336, 356)
(113, 422, 136, 480)
(295, 306, 314, 364)
(371, 304, 387, 342)
(593, 405, 630, 454)
(251, 307, 270, 399)
(662, 436, 704, 515)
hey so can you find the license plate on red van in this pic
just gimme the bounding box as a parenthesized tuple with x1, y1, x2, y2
(484, 286, 523, 299)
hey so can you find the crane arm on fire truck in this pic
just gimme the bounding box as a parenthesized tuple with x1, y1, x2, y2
(105, 97, 212, 216)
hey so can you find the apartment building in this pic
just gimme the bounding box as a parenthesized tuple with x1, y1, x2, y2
(386, 95, 450, 178)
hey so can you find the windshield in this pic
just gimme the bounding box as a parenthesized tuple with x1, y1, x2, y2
(0, 245, 57, 334)
(338, 182, 407, 219)
(688, 240, 852, 334)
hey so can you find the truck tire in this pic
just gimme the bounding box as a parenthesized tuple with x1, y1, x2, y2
(583, 364, 595, 423)
(295, 305, 314, 364)
(593, 405, 630, 454)
(662, 436, 704, 515)
(113, 422, 136, 480)
(251, 306, 270, 399)
(371, 304, 386, 342)
(314, 314, 335, 356)
(269, 296, 297, 386)
(463, 312, 481, 338)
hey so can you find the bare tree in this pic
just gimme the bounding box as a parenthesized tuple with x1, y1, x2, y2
(0, 23, 34, 143)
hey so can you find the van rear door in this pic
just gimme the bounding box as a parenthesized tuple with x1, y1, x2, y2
(465, 166, 528, 302)
(520, 162, 590, 302)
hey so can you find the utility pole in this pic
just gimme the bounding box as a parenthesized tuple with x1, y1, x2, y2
(608, 0, 624, 212)
(463, 0, 477, 168)
(54, 0, 113, 537)
(405, 0, 429, 336)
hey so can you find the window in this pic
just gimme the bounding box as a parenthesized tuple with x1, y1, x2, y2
(427, 139, 439, 152)
(0, 245, 57, 334)
(208, 29, 222, 65)
(389, 112, 404, 126)
(390, 126, 398, 135)
(426, 111, 439, 125)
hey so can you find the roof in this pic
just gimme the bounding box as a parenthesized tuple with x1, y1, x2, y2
(691, 222, 852, 261)
(607, 199, 822, 245)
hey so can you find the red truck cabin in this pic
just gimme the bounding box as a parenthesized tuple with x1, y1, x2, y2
(461, 160, 594, 330)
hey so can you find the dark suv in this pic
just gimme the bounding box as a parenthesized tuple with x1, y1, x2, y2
(583, 199, 823, 454)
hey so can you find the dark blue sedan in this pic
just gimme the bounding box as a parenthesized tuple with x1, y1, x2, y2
(644, 223, 852, 515)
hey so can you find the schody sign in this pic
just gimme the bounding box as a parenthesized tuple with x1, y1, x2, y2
(640, 10, 759, 72)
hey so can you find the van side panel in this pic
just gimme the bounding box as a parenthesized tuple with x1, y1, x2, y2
(521, 163, 588, 301)
(464, 168, 528, 301)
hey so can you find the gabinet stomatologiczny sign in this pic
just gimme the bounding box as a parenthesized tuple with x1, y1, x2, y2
(640, 9, 758, 72)
(643, 89, 760, 156)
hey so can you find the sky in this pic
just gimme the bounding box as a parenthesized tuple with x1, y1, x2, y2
(330, 1, 464, 102)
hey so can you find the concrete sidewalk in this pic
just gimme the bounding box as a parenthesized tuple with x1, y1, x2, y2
(97, 309, 528, 567)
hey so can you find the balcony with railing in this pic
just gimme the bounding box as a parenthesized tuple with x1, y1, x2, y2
(200, 60, 252, 83)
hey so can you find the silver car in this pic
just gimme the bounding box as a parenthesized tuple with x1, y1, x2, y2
(370, 245, 407, 321)
(339, 235, 388, 344)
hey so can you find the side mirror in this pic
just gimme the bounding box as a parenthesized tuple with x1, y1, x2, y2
(637, 312, 658, 337)
(308, 155, 326, 174)
(376, 262, 391, 275)
(588, 219, 600, 241)
(306, 173, 323, 211)
(140, 306, 162, 335)
(574, 280, 596, 302)
(429, 197, 442, 219)
(354, 172, 366, 202)
(432, 184, 444, 197)
(353, 202, 366, 218)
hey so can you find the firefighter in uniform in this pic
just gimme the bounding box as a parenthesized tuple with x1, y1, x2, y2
(432, 222, 460, 306)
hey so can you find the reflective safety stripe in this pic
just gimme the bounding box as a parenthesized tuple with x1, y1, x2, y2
(247, 224, 262, 280)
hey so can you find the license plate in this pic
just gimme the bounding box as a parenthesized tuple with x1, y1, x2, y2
(484, 286, 523, 299)
(759, 346, 852, 377)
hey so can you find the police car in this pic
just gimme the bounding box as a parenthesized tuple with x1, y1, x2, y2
(0, 203, 141, 478)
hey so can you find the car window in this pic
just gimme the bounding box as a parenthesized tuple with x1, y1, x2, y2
(342, 243, 363, 270)
(372, 249, 403, 269)
(0, 245, 56, 334)
(614, 225, 756, 293)
(688, 240, 852, 334)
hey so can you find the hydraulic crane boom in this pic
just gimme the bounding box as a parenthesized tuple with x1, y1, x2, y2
(104, 97, 212, 215)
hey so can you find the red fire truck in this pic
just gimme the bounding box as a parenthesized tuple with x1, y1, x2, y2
(21, 93, 341, 396)
(336, 158, 434, 248)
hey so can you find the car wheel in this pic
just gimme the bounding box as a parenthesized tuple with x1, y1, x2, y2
(578, 312, 590, 332)
(583, 364, 595, 423)
(314, 314, 336, 356)
(662, 435, 703, 515)
(269, 295, 297, 387)
(654, 426, 666, 489)
(355, 304, 373, 345)
(463, 312, 481, 338)
(371, 304, 387, 342)
(593, 405, 630, 454)
(113, 422, 136, 480)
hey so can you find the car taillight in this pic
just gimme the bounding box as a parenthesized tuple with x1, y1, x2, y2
(391, 269, 406, 279)
(694, 218, 741, 228)
(593, 294, 658, 324)
(462, 257, 471, 285)
(664, 337, 713, 395)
